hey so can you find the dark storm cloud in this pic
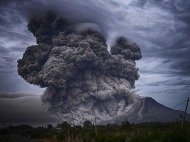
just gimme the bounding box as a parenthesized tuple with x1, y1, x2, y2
(0, 0, 190, 125)
(169, 60, 190, 76)
(0, 0, 189, 78)
(132, 0, 190, 73)
(17, 11, 142, 124)
(135, 0, 190, 13)
(0, 46, 9, 53)
(0, 91, 41, 98)
(2, 56, 14, 62)
(0, 0, 38, 93)
(0, 55, 15, 73)
(145, 79, 190, 86)
(152, 44, 190, 76)
(0, 32, 33, 42)
(0, 95, 58, 126)
(0, 0, 111, 37)
(177, 14, 190, 26)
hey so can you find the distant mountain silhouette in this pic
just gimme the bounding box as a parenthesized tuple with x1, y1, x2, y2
(100, 97, 190, 124)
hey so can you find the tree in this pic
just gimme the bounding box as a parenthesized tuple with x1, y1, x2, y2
(47, 124, 53, 130)
(61, 122, 70, 130)
(83, 120, 93, 128)
(122, 121, 131, 130)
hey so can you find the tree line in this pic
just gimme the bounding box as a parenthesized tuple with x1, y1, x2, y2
(0, 121, 190, 142)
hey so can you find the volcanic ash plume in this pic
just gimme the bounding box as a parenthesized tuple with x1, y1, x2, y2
(17, 11, 142, 124)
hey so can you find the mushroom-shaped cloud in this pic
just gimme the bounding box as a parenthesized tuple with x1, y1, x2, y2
(17, 11, 142, 124)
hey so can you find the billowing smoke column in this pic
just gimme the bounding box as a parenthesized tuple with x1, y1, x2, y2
(17, 11, 142, 124)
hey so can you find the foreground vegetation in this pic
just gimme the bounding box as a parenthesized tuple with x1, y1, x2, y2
(0, 121, 190, 142)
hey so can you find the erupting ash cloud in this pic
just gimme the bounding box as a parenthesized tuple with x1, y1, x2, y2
(17, 11, 142, 124)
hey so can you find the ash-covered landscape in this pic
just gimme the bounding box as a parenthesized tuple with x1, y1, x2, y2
(0, 0, 190, 142)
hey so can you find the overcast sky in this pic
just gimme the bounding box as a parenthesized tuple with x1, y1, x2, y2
(0, 0, 190, 126)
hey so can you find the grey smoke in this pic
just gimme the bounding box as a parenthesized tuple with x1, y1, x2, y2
(17, 11, 142, 124)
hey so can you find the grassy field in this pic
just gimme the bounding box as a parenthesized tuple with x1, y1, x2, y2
(1, 122, 190, 142)
(0, 136, 13, 142)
